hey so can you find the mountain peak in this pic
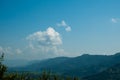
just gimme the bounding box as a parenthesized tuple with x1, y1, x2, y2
(114, 52, 120, 56)
(82, 54, 90, 56)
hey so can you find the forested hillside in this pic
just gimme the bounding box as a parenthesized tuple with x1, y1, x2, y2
(83, 63, 120, 80)
(10, 53, 120, 78)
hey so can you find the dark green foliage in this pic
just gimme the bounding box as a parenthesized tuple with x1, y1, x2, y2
(39, 71, 51, 80)
(4, 71, 80, 80)
(0, 52, 7, 79)
(83, 63, 120, 80)
(73, 77, 79, 80)
(53, 75, 59, 80)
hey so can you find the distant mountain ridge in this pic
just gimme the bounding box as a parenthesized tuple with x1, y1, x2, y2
(9, 52, 120, 78)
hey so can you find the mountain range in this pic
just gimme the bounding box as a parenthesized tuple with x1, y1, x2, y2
(9, 52, 120, 78)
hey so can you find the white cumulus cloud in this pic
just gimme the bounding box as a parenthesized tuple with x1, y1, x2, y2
(26, 27, 62, 46)
(26, 27, 65, 59)
(57, 20, 71, 32)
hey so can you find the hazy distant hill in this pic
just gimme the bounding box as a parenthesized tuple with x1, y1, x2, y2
(9, 53, 120, 77)
(3, 59, 30, 67)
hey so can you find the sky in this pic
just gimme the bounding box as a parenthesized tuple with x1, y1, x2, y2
(0, 0, 120, 60)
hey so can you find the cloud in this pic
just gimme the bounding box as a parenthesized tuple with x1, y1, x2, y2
(0, 46, 12, 54)
(0, 46, 22, 55)
(0, 46, 3, 52)
(111, 18, 118, 23)
(5, 47, 12, 53)
(65, 26, 71, 32)
(0, 26, 70, 60)
(111, 18, 119, 23)
(26, 27, 62, 46)
(0, 27, 67, 60)
(57, 20, 67, 27)
(16, 49, 22, 54)
(26, 27, 65, 59)
(57, 20, 71, 32)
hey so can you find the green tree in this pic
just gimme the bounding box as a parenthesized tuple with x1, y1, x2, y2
(0, 52, 7, 80)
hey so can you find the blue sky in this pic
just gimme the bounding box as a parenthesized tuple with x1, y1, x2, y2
(0, 0, 120, 60)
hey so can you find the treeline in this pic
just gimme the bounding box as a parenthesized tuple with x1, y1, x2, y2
(0, 53, 80, 80)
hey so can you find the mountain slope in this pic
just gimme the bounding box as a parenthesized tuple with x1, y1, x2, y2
(10, 53, 120, 77)
(83, 63, 120, 80)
